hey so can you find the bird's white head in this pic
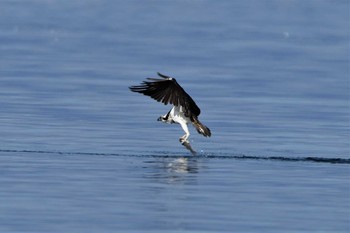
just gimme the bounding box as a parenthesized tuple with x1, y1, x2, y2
(157, 115, 167, 123)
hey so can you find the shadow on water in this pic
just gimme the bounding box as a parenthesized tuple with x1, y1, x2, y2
(0, 149, 349, 164)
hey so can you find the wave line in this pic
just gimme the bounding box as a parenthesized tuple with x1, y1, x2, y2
(0, 149, 349, 164)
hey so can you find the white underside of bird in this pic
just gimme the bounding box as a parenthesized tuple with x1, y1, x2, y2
(159, 106, 191, 143)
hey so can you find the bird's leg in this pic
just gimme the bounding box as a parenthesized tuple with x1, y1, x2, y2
(179, 122, 190, 144)
(179, 134, 189, 144)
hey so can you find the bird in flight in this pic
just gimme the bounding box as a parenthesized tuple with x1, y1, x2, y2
(129, 72, 211, 148)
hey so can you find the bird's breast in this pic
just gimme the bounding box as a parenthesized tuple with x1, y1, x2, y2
(170, 106, 191, 124)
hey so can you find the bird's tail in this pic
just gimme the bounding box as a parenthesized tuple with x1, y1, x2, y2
(192, 117, 211, 137)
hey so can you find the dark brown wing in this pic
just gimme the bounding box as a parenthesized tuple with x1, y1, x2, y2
(129, 72, 201, 117)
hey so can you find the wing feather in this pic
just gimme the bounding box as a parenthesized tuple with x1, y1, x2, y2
(129, 72, 201, 117)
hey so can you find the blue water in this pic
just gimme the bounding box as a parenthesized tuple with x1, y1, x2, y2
(0, 1, 349, 232)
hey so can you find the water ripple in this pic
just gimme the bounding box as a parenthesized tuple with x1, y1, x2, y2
(1, 149, 349, 164)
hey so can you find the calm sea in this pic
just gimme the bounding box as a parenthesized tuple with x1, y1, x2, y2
(0, 1, 349, 232)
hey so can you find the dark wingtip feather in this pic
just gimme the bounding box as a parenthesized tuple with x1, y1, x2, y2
(129, 86, 136, 92)
(129, 84, 146, 93)
(157, 72, 170, 79)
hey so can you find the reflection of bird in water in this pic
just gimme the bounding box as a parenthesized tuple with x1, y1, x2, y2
(129, 72, 211, 153)
(166, 157, 199, 176)
(144, 157, 199, 184)
(166, 157, 190, 174)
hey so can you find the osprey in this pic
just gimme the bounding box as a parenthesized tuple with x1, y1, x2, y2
(129, 72, 211, 144)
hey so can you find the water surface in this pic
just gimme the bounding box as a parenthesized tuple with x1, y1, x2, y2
(0, 1, 349, 232)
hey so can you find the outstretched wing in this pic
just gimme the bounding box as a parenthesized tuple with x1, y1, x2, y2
(129, 72, 201, 117)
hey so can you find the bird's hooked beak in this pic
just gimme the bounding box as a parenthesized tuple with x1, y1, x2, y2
(157, 116, 162, 121)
